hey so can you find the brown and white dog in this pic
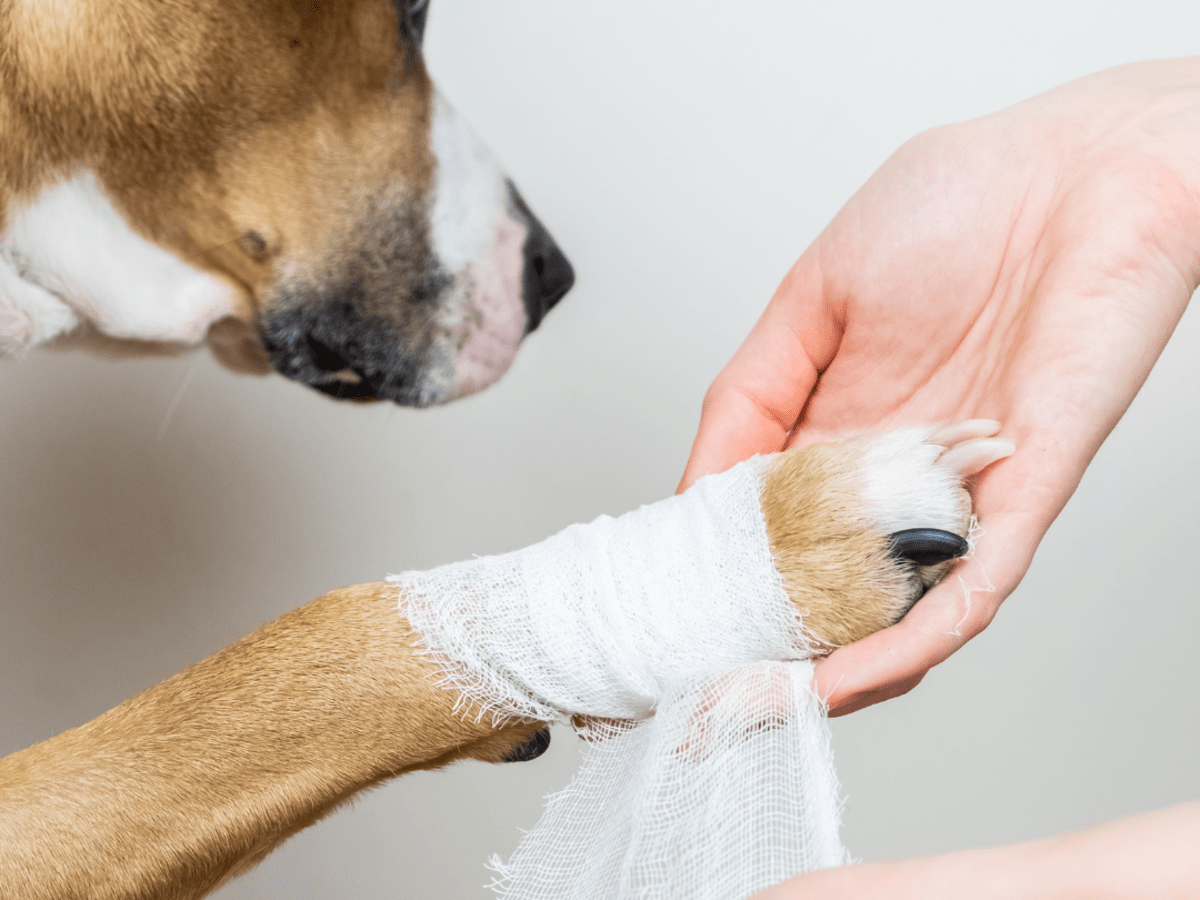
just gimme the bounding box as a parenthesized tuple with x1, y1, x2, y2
(0, 0, 573, 405)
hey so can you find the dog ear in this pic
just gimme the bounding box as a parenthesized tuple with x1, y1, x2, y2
(395, 0, 430, 48)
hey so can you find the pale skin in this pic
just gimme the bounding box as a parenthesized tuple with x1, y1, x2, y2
(753, 802, 1200, 900)
(681, 57, 1200, 714)
(681, 59, 1200, 895)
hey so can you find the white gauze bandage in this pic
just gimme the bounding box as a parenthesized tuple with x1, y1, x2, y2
(392, 457, 850, 899)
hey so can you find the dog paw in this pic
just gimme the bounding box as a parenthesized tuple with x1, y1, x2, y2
(759, 421, 1013, 649)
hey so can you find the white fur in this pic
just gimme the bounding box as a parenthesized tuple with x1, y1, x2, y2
(857, 429, 968, 535)
(429, 93, 509, 273)
(0, 173, 240, 351)
(0, 256, 79, 354)
(429, 93, 531, 399)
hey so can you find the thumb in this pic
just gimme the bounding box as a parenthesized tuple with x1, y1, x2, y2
(678, 254, 841, 493)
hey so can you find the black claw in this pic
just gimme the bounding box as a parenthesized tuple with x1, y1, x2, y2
(888, 528, 969, 566)
(501, 726, 551, 763)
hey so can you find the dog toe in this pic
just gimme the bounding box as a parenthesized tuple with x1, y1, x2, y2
(501, 725, 552, 763)
(937, 436, 1016, 478)
(760, 423, 1011, 648)
(888, 527, 969, 566)
(928, 418, 1002, 446)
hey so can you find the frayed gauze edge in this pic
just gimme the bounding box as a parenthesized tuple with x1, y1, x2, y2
(392, 456, 849, 900)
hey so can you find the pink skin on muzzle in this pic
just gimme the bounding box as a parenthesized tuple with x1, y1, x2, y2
(453, 215, 529, 397)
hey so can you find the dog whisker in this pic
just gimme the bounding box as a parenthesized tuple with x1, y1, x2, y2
(156, 356, 200, 443)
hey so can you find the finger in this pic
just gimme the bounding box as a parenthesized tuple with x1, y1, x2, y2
(813, 626, 936, 718)
(825, 672, 926, 718)
(813, 508, 1038, 715)
(677, 254, 842, 492)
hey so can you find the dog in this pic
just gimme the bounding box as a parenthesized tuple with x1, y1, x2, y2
(0, 0, 573, 406)
(0, 3, 1012, 896)
(0, 0, 577, 892)
(0, 424, 1011, 898)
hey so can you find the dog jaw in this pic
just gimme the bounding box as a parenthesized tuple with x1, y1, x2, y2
(0, 250, 78, 354)
(0, 174, 243, 350)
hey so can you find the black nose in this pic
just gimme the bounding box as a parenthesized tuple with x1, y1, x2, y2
(507, 182, 575, 332)
(523, 227, 574, 330)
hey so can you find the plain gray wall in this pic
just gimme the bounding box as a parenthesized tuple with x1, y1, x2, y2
(2, 1, 1199, 897)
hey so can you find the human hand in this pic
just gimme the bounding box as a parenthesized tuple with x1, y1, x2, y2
(749, 801, 1200, 899)
(680, 58, 1200, 715)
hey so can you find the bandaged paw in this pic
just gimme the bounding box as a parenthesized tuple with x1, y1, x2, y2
(396, 452, 801, 724)
(391, 422, 1011, 900)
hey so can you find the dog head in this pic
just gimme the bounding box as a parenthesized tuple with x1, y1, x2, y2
(2, 0, 573, 406)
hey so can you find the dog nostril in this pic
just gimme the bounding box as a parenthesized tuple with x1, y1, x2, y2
(507, 180, 575, 332)
(524, 242, 574, 333)
(888, 529, 969, 566)
(304, 334, 349, 373)
(539, 244, 573, 307)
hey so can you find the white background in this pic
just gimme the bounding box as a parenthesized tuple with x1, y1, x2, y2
(2, 1, 1199, 896)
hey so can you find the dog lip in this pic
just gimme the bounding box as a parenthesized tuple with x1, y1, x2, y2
(307, 377, 383, 403)
(257, 305, 444, 406)
(501, 726, 552, 763)
(312, 368, 363, 385)
(304, 370, 451, 407)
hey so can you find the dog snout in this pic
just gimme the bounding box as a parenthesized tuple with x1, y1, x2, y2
(507, 182, 574, 333)
(303, 332, 352, 375)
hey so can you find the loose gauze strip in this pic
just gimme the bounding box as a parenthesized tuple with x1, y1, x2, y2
(392, 456, 849, 900)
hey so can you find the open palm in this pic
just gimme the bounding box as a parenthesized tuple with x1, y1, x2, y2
(682, 59, 1200, 715)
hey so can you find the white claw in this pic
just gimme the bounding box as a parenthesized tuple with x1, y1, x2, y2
(937, 437, 1015, 478)
(928, 419, 1002, 447)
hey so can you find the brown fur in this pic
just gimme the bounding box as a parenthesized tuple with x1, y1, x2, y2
(761, 439, 962, 648)
(1, 0, 435, 341)
(0, 582, 545, 900)
(761, 441, 910, 649)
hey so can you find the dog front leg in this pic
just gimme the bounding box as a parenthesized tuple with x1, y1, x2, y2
(0, 582, 546, 900)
